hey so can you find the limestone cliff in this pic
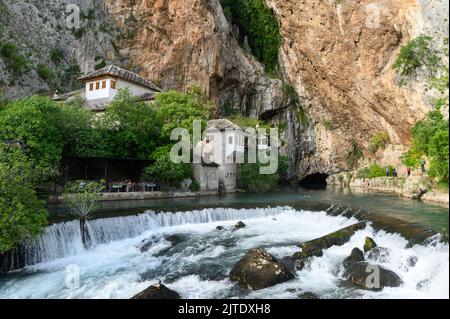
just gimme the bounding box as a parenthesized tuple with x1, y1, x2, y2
(1, 0, 448, 181)
(266, 0, 448, 179)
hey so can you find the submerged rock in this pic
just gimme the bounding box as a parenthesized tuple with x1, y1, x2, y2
(344, 262, 403, 291)
(234, 221, 246, 230)
(230, 248, 295, 290)
(165, 234, 184, 245)
(216, 226, 225, 231)
(295, 222, 366, 258)
(297, 292, 320, 299)
(132, 283, 181, 299)
(364, 237, 378, 253)
(407, 256, 418, 267)
(343, 248, 365, 269)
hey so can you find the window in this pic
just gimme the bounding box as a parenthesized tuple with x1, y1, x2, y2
(102, 80, 107, 89)
(89, 83, 94, 91)
(96, 82, 100, 90)
(111, 80, 116, 89)
(228, 136, 233, 145)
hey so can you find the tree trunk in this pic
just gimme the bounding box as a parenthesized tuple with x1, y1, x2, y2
(79, 218, 91, 249)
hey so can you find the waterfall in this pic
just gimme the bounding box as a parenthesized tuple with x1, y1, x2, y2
(18, 206, 293, 269)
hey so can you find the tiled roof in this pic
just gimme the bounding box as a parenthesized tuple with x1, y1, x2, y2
(79, 65, 162, 92)
(206, 119, 242, 131)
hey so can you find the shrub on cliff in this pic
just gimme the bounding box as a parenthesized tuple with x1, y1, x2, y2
(220, 0, 281, 74)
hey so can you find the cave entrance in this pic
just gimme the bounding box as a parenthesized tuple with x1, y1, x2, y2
(299, 173, 329, 190)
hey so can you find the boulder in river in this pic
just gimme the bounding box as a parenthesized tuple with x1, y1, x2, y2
(344, 262, 403, 291)
(364, 237, 378, 253)
(132, 283, 181, 299)
(216, 226, 225, 231)
(343, 248, 365, 269)
(234, 221, 246, 230)
(230, 248, 295, 290)
(296, 222, 366, 258)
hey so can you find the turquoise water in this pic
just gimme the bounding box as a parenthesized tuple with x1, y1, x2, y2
(48, 186, 449, 232)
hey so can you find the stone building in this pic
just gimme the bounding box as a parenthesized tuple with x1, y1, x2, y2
(193, 119, 245, 193)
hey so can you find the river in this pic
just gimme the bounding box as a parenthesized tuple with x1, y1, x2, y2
(0, 187, 448, 299)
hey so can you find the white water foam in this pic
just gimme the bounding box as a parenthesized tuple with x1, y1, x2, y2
(0, 207, 448, 299)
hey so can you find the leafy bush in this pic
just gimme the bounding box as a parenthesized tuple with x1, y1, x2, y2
(238, 160, 280, 192)
(50, 48, 64, 65)
(220, 0, 281, 73)
(369, 131, 389, 154)
(0, 146, 48, 253)
(0, 96, 63, 176)
(357, 164, 388, 179)
(143, 146, 193, 186)
(0, 42, 30, 75)
(346, 139, 363, 169)
(393, 35, 439, 77)
(154, 88, 212, 141)
(402, 110, 449, 186)
(37, 64, 53, 80)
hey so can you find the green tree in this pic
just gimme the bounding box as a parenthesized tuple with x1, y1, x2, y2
(0, 96, 63, 177)
(64, 180, 105, 249)
(402, 110, 449, 185)
(143, 145, 192, 186)
(0, 146, 48, 253)
(103, 89, 161, 159)
(154, 88, 211, 141)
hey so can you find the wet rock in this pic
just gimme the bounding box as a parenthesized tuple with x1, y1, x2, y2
(165, 234, 184, 245)
(416, 279, 430, 291)
(132, 283, 181, 299)
(138, 236, 158, 253)
(407, 256, 418, 267)
(216, 226, 224, 231)
(282, 255, 305, 272)
(230, 248, 295, 290)
(343, 248, 365, 269)
(367, 247, 392, 263)
(344, 262, 403, 291)
(234, 221, 246, 230)
(297, 292, 320, 299)
(364, 237, 378, 253)
(295, 222, 366, 258)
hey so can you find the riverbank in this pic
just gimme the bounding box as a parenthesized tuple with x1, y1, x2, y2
(327, 174, 449, 205)
(47, 190, 221, 204)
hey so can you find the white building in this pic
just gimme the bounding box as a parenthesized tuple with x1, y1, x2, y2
(193, 119, 246, 193)
(54, 65, 161, 111)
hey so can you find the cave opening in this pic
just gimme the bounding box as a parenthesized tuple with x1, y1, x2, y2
(299, 173, 329, 190)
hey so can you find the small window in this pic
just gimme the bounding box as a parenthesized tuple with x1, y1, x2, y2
(96, 82, 100, 90)
(228, 136, 233, 145)
(102, 80, 107, 89)
(111, 80, 116, 89)
(89, 83, 94, 91)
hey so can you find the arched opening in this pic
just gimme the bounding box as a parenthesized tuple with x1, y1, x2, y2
(299, 173, 328, 190)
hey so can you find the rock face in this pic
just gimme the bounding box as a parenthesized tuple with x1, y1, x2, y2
(230, 248, 295, 290)
(132, 283, 181, 299)
(1, 0, 448, 180)
(0, 0, 119, 99)
(266, 0, 449, 179)
(295, 222, 366, 258)
(105, 0, 285, 117)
